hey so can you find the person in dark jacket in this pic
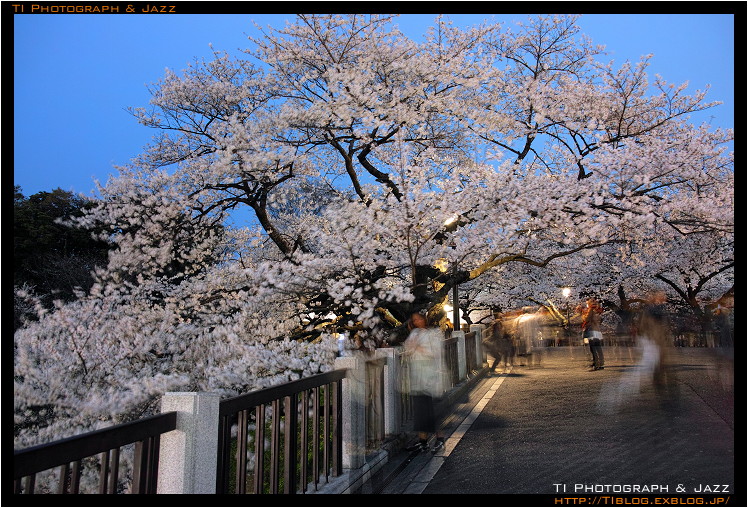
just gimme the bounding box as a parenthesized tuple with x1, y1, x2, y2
(581, 298, 605, 371)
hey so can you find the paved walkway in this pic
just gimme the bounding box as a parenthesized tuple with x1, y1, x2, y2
(358, 346, 737, 502)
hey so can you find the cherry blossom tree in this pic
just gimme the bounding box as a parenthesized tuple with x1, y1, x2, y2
(15, 14, 733, 465)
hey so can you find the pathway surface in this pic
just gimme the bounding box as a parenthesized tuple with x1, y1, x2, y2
(361, 346, 737, 503)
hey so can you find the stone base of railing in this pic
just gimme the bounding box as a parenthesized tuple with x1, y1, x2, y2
(309, 433, 409, 494)
(311, 365, 489, 495)
(307, 433, 409, 494)
(310, 448, 390, 494)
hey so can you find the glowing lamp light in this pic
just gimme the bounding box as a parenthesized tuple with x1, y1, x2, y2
(434, 258, 449, 273)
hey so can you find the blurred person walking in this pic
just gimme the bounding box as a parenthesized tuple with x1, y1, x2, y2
(713, 292, 734, 348)
(484, 312, 515, 374)
(536, 305, 561, 348)
(638, 290, 676, 396)
(512, 307, 539, 367)
(403, 311, 448, 453)
(598, 290, 677, 413)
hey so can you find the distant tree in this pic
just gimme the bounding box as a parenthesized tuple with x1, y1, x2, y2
(13, 186, 111, 315)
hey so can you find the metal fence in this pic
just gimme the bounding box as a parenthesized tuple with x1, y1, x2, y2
(13, 330, 486, 495)
(215, 369, 346, 494)
(13, 412, 178, 494)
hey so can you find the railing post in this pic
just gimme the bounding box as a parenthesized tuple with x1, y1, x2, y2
(394, 346, 412, 427)
(157, 392, 220, 494)
(364, 357, 385, 448)
(376, 348, 399, 437)
(453, 330, 466, 381)
(470, 324, 485, 367)
(334, 354, 366, 470)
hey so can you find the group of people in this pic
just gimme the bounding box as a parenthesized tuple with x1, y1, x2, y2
(400, 290, 686, 452)
(482, 291, 679, 376)
(400, 300, 607, 454)
(582, 291, 679, 385)
(482, 307, 554, 373)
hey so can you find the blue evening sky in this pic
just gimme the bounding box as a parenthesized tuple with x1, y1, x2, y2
(13, 11, 735, 199)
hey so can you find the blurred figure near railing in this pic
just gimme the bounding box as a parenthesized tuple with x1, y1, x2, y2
(15, 316, 491, 495)
(712, 292, 734, 349)
(483, 312, 514, 374)
(511, 307, 542, 368)
(402, 311, 448, 453)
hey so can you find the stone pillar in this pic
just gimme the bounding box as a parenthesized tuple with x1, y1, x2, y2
(365, 356, 385, 447)
(334, 354, 366, 470)
(453, 330, 466, 381)
(470, 324, 485, 367)
(376, 348, 399, 437)
(157, 392, 220, 494)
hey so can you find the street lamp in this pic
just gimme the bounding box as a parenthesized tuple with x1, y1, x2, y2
(562, 287, 571, 347)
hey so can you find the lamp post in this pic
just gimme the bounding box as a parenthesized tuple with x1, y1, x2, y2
(444, 215, 460, 332)
(449, 240, 460, 331)
(452, 263, 459, 332)
(562, 287, 571, 348)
